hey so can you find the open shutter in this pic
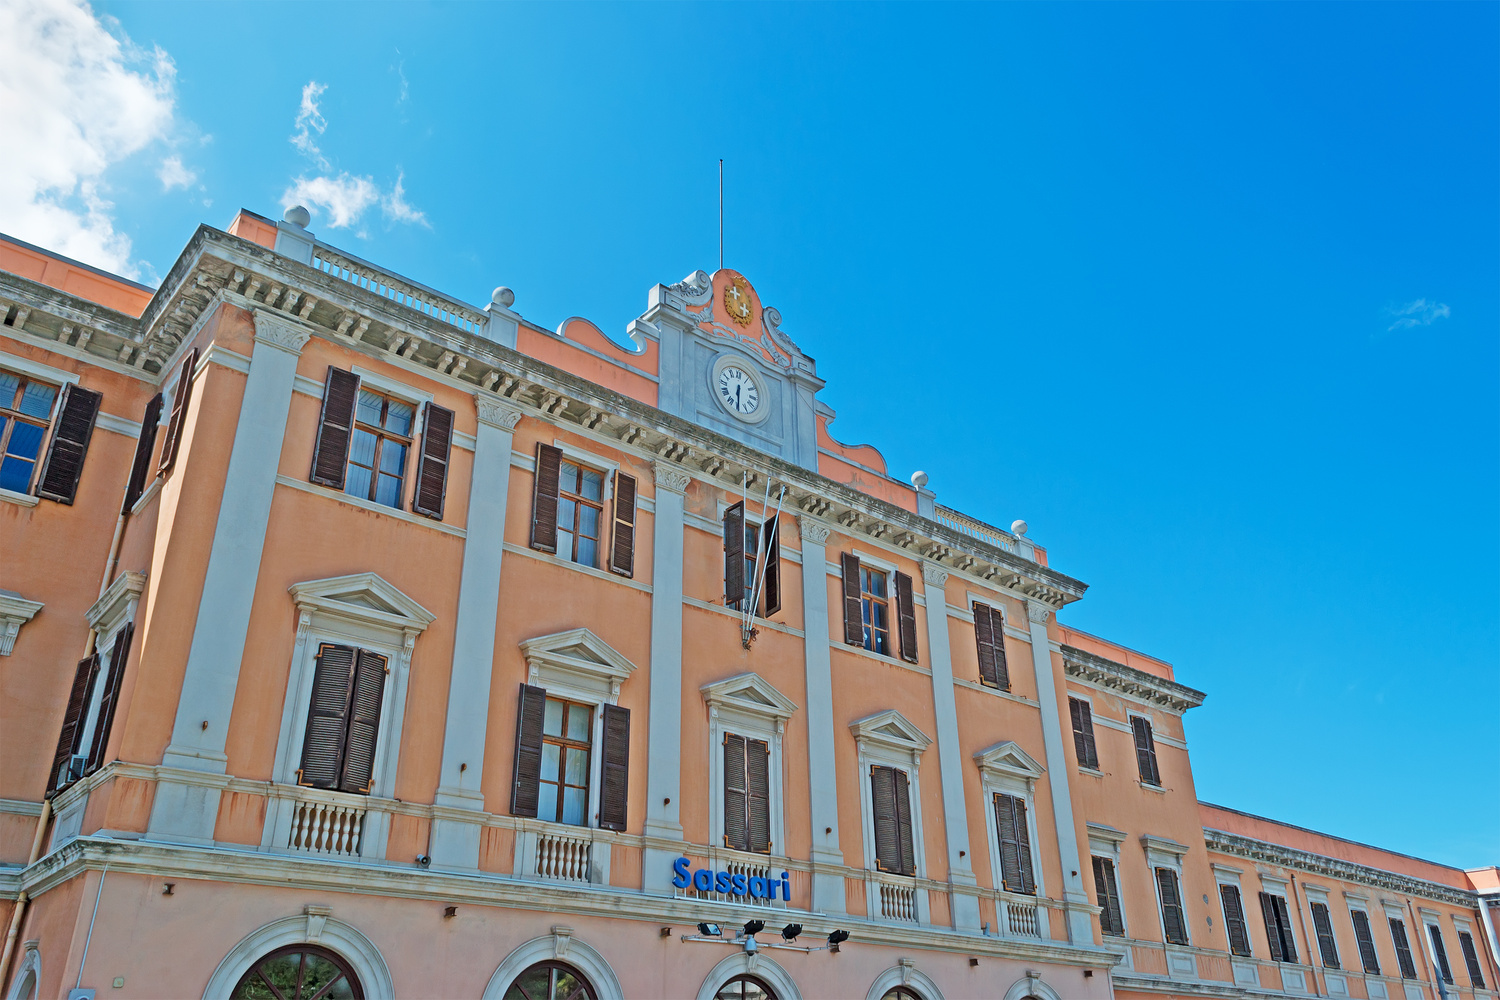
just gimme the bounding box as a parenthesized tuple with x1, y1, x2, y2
(1391, 918, 1417, 979)
(510, 683, 547, 817)
(1311, 902, 1340, 969)
(310, 367, 359, 488)
(49, 653, 100, 792)
(338, 649, 386, 794)
(122, 393, 163, 512)
(747, 737, 770, 853)
(85, 622, 134, 774)
(996, 794, 1022, 892)
(1013, 795, 1035, 894)
(893, 767, 915, 876)
(157, 349, 198, 476)
(974, 602, 1000, 687)
(598, 703, 630, 832)
(36, 383, 102, 503)
(723, 732, 747, 850)
(1273, 895, 1298, 962)
(760, 515, 782, 616)
(1093, 857, 1124, 936)
(1430, 926, 1453, 984)
(1352, 910, 1381, 974)
(608, 471, 637, 577)
(894, 571, 918, 663)
(1260, 892, 1286, 962)
(528, 443, 562, 552)
(1132, 716, 1161, 785)
(1221, 885, 1251, 956)
(723, 501, 746, 607)
(299, 644, 356, 789)
(411, 402, 454, 519)
(840, 552, 864, 646)
(1071, 698, 1100, 769)
(870, 765, 900, 873)
(1158, 868, 1188, 945)
(1458, 931, 1486, 989)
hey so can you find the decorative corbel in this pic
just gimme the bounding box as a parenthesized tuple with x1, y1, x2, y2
(304, 905, 332, 943)
(551, 926, 573, 960)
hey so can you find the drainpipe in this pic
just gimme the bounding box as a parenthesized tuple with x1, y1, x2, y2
(1290, 873, 1323, 997)
(0, 798, 54, 989)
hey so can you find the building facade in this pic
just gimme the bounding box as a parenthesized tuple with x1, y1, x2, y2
(0, 209, 1494, 1000)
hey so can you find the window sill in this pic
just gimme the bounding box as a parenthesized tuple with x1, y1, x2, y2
(503, 542, 652, 594)
(1138, 781, 1167, 793)
(275, 475, 466, 537)
(834, 640, 928, 675)
(1078, 767, 1104, 778)
(0, 487, 39, 508)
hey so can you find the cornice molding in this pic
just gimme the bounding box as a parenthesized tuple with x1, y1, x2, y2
(1061, 645, 1206, 715)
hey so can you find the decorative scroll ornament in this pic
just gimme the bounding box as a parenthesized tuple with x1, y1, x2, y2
(922, 564, 949, 587)
(799, 519, 831, 545)
(476, 395, 523, 430)
(1025, 599, 1053, 625)
(252, 310, 313, 354)
(653, 461, 692, 495)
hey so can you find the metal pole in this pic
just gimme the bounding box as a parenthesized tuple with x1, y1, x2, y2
(719, 159, 724, 272)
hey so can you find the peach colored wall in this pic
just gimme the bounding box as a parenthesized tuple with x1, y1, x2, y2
(0, 237, 153, 316)
(227, 210, 278, 249)
(516, 322, 659, 407)
(1058, 624, 1175, 682)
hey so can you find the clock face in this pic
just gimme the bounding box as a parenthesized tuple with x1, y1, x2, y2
(716, 365, 760, 416)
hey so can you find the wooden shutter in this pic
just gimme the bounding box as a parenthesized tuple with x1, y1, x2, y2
(746, 737, 770, 853)
(1458, 930, 1486, 989)
(1093, 856, 1125, 936)
(410, 402, 454, 519)
(1430, 926, 1453, 984)
(1221, 884, 1252, 956)
(1157, 867, 1188, 945)
(1273, 895, 1298, 962)
(723, 732, 747, 850)
(510, 683, 547, 817)
(1260, 892, 1286, 962)
(608, 471, 637, 577)
(1390, 918, 1417, 979)
(871, 765, 900, 873)
(122, 393, 163, 512)
(156, 349, 198, 476)
(49, 653, 101, 792)
(760, 515, 781, 616)
(974, 602, 1001, 688)
(528, 443, 563, 552)
(309, 367, 359, 488)
(36, 383, 102, 504)
(598, 703, 630, 832)
(1351, 909, 1381, 974)
(723, 501, 746, 606)
(1131, 716, 1161, 785)
(299, 644, 356, 789)
(85, 622, 134, 774)
(1311, 902, 1340, 969)
(894, 571, 918, 663)
(337, 649, 386, 794)
(840, 552, 864, 646)
(995, 794, 1035, 895)
(892, 766, 915, 876)
(1070, 698, 1099, 769)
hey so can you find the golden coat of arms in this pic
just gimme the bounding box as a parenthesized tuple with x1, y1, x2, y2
(723, 275, 753, 327)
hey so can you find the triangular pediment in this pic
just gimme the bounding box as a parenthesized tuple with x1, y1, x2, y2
(848, 710, 932, 755)
(973, 740, 1045, 780)
(289, 573, 435, 631)
(701, 672, 798, 722)
(520, 628, 639, 683)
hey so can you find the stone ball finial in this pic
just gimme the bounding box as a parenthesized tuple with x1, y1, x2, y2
(492, 286, 515, 308)
(1011, 519, 1029, 537)
(910, 471, 929, 489)
(283, 205, 311, 228)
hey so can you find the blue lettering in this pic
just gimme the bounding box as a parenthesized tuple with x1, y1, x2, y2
(782, 871, 791, 900)
(731, 873, 749, 896)
(671, 857, 691, 889)
(714, 871, 733, 893)
(694, 869, 713, 892)
(749, 876, 767, 899)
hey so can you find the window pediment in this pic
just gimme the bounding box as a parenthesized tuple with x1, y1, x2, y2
(86, 571, 146, 638)
(289, 573, 435, 635)
(973, 740, 1045, 783)
(0, 589, 44, 656)
(701, 672, 798, 730)
(520, 628, 638, 703)
(848, 709, 931, 762)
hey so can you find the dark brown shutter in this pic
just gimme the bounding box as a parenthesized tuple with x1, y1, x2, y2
(1132, 716, 1161, 785)
(871, 764, 900, 873)
(1158, 867, 1188, 945)
(528, 443, 562, 552)
(974, 602, 1000, 687)
(893, 767, 915, 876)
(49, 653, 101, 792)
(1391, 918, 1417, 979)
(36, 383, 102, 504)
(156, 348, 198, 476)
(410, 402, 453, 519)
(122, 393, 163, 512)
(840, 552, 864, 646)
(309, 367, 359, 488)
(85, 622, 134, 774)
(1093, 857, 1125, 936)
(1070, 698, 1099, 769)
(1221, 884, 1252, 956)
(1273, 895, 1298, 962)
(1260, 892, 1286, 962)
(608, 471, 637, 577)
(1430, 925, 1453, 984)
(760, 515, 782, 616)
(723, 732, 747, 850)
(510, 683, 547, 817)
(747, 737, 770, 853)
(299, 644, 356, 789)
(995, 794, 1035, 895)
(723, 501, 746, 607)
(598, 703, 630, 832)
(1311, 902, 1340, 969)
(1013, 795, 1035, 894)
(337, 649, 386, 794)
(894, 571, 918, 663)
(1351, 909, 1381, 974)
(1458, 930, 1486, 989)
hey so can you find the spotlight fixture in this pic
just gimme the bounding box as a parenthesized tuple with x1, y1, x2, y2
(697, 923, 722, 937)
(415, 854, 431, 868)
(827, 928, 849, 953)
(742, 919, 765, 937)
(780, 923, 803, 942)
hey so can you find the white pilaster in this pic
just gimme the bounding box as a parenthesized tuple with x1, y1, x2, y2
(148, 310, 312, 844)
(642, 461, 688, 885)
(799, 519, 846, 914)
(920, 563, 982, 930)
(428, 395, 523, 868)
(1025, 598, 1094, 943)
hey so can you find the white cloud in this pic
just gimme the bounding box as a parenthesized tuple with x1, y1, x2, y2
(157, 154, 195, 191)
(0, 0, 179, 277)
(283, 174, 380, 229)
(382, 172, 428, 226)
(291, 80, 329, 168)
(1386, 299, 1451, 332)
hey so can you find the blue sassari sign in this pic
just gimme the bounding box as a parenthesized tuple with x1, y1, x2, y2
(672, 857, 791, 901)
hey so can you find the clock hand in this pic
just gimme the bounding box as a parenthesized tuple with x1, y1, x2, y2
(735, 385, 742, 409)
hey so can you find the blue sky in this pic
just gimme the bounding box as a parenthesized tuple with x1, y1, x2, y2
(7, 2, 1496, 867)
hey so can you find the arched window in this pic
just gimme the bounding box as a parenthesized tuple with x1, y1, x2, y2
(503, 962, 597, 1000)
(715, 976, 776, 1000)
(880, 990, 923, 1000)
(230, 945, 362, 999)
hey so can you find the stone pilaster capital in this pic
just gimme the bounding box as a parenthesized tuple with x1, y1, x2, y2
(251, 309, 313, 355)
(799, 519, 831, 545)
(653, 461, 691, 495)
(921, 563, 949, 588)
(475, 395, 523, 430)
(1025, 599, 1054, 625)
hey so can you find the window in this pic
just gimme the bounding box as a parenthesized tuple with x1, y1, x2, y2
(1070, 698, 1099, 769)
(723, 504, 782, 618)
(1220, 884, 1252, 957)
(527, 444, 637, 576)
(0, 370, 57, 493)
(1259, 891, 1298, 963)
(1389, 917, 1417, 979)
(880, 992, 920, 1000)
(993, 793, 1035, 895)
(1156, 867, 1189, 945)
(703, 673, 794, 860)
(723, 732, 771, 853)
(503, 962, 597, 1000)
(714, 977, 775, 1000)
(860, 565, 892, 655)
(535, 697, 593, 827)
(299, 644, 387, 794)
(1458, 929, 1487, 989)
(556, 460, 605, 566)
(1350, 908, 1381, 975)
(870, 764, 916, 876)
(1093, 857, 1125, 936)
(49, 572, 141, 793)
(346, 389, 414, 508)
(972, 601, 1009, 690)
(1131, 715, 1161, 786)
(231, 945, 363, 1000)
(1310, 901, 1340, 969)
(840, 553, 917, 662)
(1429, 924, 1454, 985)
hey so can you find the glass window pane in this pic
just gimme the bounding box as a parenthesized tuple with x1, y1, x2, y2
(873, 602, 888, 631)
(18, 382, 56, 418)
(871, 571, 887, 598)
(581, 469, 603, 500)
(578, 504, 599, 539)
(575, 537, 596, 567)
(323, 976, 356, 1000)
(6, 420, 43, 461)
(541, 743, 561, 782)
(375, 473, 401, 508)
(561, 461, 579, 488)
(301, 954, 343, 998)
(379, 440, 407, 475)
(385, 399, 413, 435)
(0, 372, 18, 406)
(566, 705, 591, 743)
(557, 497, 576, 532)
(345, 466, 372, 501)
(356, 390, 384, 426)
(564, 746, 588, 785)
(543, 699, 564, 736)
(557, 530, 574, 562)
(554, 969, 586, 1000)
(537, 781, 558, 823)
(505, 969, 551, 1000)
(562, 786, 586, 826)
(349, 429, 377, 468)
